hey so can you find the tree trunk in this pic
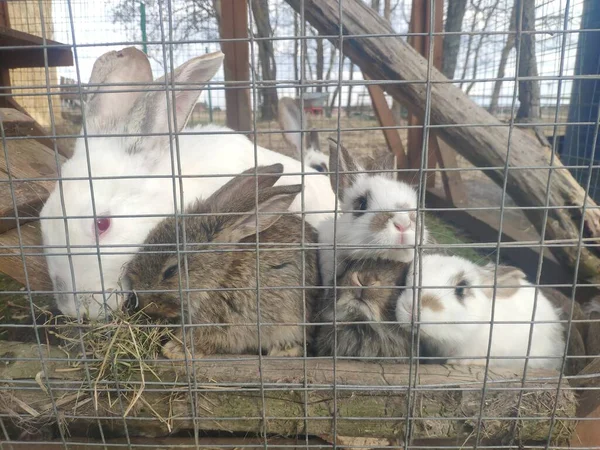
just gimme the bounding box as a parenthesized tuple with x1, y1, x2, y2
(441, 0, 467, 79)
(293, 12, 300, 97)
(251, 0, 278, 121)
(384, 0, 391, 21)
(316, 36, 324, 92)
(0, 341, 575, 443)
(489, 3, 517, 114)
(283, 0, 600, 283)
(371, 0, 380, 14)
(346, 62, 355, 117)
(515, 0, 541, 121)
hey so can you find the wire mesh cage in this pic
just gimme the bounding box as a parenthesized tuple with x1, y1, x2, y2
(0, 0, 599, 448)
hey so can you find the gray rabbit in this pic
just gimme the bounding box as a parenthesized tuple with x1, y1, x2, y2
(125, 164, 320, 359)
(314, 258, 412, 360)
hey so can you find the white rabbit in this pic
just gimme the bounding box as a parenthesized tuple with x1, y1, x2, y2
(317, 139, 428, 287)
(395, 254, 566, 370)
(278, 97, 328, 173)
(39, 47, 335, 320)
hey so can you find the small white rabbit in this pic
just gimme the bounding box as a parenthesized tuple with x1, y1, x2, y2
(39, 47, 335, 320)
(395, 254, 566, 370)
(317, 139, 428, 287)
(278, 97, 328, 173)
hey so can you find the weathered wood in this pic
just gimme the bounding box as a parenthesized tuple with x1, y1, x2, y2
(0, 220, 51, 291)
(0, 138, 64, 233)
(284, 0, 600, 284)
(363, 74, 408, 170)
(0, 341, 576, 444)
(219, 0, 251, 133)
(0, 25, 73, 69)
(0, 107, 34, 125)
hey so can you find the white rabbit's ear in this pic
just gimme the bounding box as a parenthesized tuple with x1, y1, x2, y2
(278, 97, 307, 155)
(125, 51, 224, 156)
(85, 47, 153, 134)
(306, 130, 321, 152)
(373, 152, 396, 180)
(328, 138, 359, 201)
(479, 264, 527, 298)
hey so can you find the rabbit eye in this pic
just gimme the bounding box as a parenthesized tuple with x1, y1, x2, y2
(353, 195, 368, 216)
(95, 217, 111, 235)
(455, 279, 468, 301)
(313, 163, 327, 173)
(163, 264, 179, 280)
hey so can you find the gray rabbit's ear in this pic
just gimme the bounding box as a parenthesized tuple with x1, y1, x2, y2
(219, 184, 303, 243)
(328, 138, 359, 201)
(125, 51, 224, 156)
(207, 164, 285, 212)
(85, 47, 152, 134)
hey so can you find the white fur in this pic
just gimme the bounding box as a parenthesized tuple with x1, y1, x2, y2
(318, 174, 428, 287)
(395, 254, 566, 370)
(40, 125, 335, 319)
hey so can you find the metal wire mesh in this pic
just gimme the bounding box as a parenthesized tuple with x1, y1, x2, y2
(0, 0, 599, 448)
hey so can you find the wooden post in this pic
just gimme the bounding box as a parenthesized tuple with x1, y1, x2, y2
(406, 0, 465, 204)
(219, 0, 251, 133)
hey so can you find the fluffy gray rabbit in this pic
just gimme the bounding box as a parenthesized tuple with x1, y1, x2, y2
(125, 164, 320, 359)
(314, 259, 412, 360)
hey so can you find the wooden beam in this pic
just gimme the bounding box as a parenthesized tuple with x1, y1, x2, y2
(363, 74, 408, 171)
(219, 0, 251, 133)
(0, 342, 576, 444)
(0, 26, 73, 69)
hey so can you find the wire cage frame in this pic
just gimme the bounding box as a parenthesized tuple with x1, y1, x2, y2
(0, 0, 599, 449)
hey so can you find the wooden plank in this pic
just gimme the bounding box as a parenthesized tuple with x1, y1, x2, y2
(0, 220, 51, 291)
(363, 75, 408, 171)
(0, 343, 577, 444)
(219, 0, 251, 133)
(0, 25, 73, 69)
(1, 97, 68, 157)
(431, 138, 467, 207)
(0, 107, 34, 125)
(0, 138, 64, 233)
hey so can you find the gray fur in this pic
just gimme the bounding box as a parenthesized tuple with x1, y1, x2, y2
(314, 259, 412, 360)
(125, 164, 320, 358)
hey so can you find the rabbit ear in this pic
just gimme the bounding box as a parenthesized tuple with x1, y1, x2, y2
(125, 51, 224, 156)
(328, 138, 359, 201)
(278, 97, 307, 155)
(219, 184, 303, 243)
(306, 130, 321, 152)
(479, 264, 527, 298)
(206, 164, 285, 212)
(85, 47, 153, 134)
(372, 152, 396, 180)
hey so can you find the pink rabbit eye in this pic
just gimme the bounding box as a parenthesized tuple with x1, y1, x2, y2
(95, 217, 111, 235)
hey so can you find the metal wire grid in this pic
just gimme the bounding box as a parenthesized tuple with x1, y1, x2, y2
(0, 0, 599, 449)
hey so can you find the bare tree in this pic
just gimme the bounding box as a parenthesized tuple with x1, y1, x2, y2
(442, 0, 467, 79)
(515, 0, 541, 121)
(316, 36, 324, 92)
(489, 4, 517, 114)
(251, 0, 278, 121)
(346, 62, 355, 117)
(384, 0, 391, 20)
(112, 0, 218, 65)
(465, 0, 502, 95)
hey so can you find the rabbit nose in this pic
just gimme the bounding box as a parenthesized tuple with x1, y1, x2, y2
(393, 221, 407, 233)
